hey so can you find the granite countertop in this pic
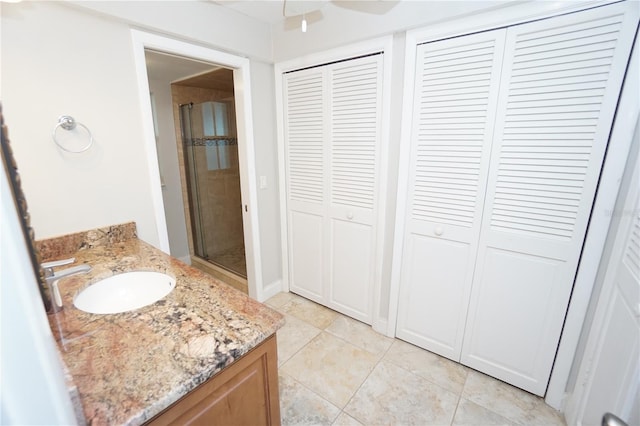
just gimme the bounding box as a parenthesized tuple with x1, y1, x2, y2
(39, 224, 284, 426)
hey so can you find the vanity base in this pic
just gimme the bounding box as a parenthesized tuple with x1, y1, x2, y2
(147, 334, 280, 425)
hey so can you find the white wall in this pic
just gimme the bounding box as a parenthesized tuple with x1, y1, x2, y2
(0, 1, 280, 290)
(250, 60, 283, 291)
(148, 77, 190, 261)
(69, 0, 273, 62)
(2, 1, 160, 246)
(271, 0, 511, 62)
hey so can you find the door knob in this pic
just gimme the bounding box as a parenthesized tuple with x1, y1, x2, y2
(347, 212, 354, 220)
(434, 226, 443, 236)
(602, 413, 628, 426)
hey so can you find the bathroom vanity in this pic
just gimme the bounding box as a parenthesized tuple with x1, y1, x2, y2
(147, 335, 278, 425)
(37, 223, 283, 425)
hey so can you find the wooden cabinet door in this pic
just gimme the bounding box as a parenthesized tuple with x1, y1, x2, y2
(147, 335, 280, 426)
(396, 29, 505, 359)
(461, 2, 638, 395)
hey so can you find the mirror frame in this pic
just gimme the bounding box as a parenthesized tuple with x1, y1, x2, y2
(0, 104, 51, 312)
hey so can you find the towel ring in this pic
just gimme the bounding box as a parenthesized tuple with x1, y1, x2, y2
(52, 115, 93, 153)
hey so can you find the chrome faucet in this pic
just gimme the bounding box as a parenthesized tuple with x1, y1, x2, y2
(41, 257, 91, 312)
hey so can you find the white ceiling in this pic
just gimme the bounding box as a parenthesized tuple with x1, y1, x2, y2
(212, 0, 403, 25)
(212, 1, 287, 24)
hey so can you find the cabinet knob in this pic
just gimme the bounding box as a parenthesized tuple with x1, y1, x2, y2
(434, 226, 443, 236)
(347, 212, 354, 220)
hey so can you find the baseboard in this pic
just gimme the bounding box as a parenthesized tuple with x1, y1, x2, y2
(373, 318, 393, 337)
(261, 279, 283, 302)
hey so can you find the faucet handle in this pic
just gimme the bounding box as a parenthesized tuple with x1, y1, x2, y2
(41, 257, 76, 269)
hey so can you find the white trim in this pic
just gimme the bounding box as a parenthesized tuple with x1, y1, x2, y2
(274, 35, 394, 330)
(407, 0, 618, 46)
(130, 32, 171, 253)
(387, 0, 639, 405)
(546, 34, 640, 410)
(275, 36, 393, 75)
(130, 30, 264, 301)
(274, 59, 289, 294)
(386, 29, 419, 338)
(371, 37, 394, 335)
(564, 116, 639, 426)
(262, 279, 284, 302)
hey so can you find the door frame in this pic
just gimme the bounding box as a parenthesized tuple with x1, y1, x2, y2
(130, 30, 264, 300)
(389, 0, 638, 410)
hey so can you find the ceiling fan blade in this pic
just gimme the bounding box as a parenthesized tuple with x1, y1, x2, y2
(283, 0, 329, 17)
(331, 0, 399, 15)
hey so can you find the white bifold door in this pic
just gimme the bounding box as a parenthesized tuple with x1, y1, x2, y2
(568, 134, 639, 426)
(396, 2, 638, 395)
(283, 54, 384, 324)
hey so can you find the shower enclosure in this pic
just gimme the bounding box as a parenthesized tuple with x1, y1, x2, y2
(180, 101, 246, 278)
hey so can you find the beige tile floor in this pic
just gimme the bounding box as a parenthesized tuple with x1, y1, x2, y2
(265, 292, 566, 426)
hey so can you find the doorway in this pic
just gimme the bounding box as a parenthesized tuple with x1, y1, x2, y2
(146, 52, 247, 290)
(131, 30, 264, 300)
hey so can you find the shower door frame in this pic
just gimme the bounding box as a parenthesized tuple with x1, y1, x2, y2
(131, 30, 265, 301)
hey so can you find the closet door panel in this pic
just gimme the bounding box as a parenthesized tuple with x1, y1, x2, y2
(396, 30, 506, 358)
(399, 234, 472, 358)
(580, 204, 640, 425)
(463, 248, 566, 377)
(330, 218, 374, 322)
(290, 211, 324, 301)
(327, 55, 383, 323)
(567, 144, 640, 425)
(284, 68, 327, 301)
(461, 2, 639, 395)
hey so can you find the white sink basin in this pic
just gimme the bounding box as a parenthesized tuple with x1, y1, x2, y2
(74, 271, 176, 314)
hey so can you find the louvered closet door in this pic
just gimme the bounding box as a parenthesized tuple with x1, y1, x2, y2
(461, 2, 639, 396)
(283, 68, 327, 303)
(577, 166, 640, 426)
(396, 30, 506, 359)
(327, 55, 383, 323)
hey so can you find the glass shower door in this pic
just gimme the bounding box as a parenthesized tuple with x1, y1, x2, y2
(180, 101, 247, 278)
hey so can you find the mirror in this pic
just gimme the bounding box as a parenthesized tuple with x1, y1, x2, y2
(0, 104, 51, 312)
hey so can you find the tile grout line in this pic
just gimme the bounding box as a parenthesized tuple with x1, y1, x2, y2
(277, 327, 323, 369)
(373, 340, 469, 398)
(271, 293, 564, 426)
(275, 295, 457, 424)
(275, 313, 323, 368)
(278, 371, 343, 425)
(339, 332, 397, 425)
(449, 357, 473, 426)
